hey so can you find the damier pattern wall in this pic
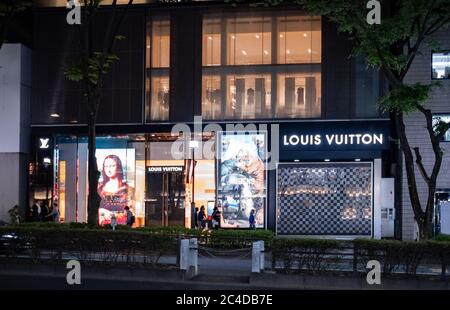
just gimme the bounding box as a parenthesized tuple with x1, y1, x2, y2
(277, 163, 373, 236)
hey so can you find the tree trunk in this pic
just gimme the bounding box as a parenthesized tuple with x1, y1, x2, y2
(87, 113, 100, 225)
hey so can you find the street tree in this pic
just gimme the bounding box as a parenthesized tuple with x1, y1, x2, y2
(65, 0, 133, 225)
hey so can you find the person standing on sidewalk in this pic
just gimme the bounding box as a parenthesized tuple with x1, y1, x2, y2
(125, 206, 135, 227)
(249, 209, 256, 230)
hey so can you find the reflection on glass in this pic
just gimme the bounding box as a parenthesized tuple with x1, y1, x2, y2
(202, 75, 221, 119)
(151, 18, 170, 68)
(278, 16, 321, 64)
(151, 76, 169, 121)
(226, 75, 271, 119)
(277, 73, 321, 118)
(277, 163, 372, 236)
(432, 52, 450, 79)
(203, 18, 221, 66)
(433, 115, 450, 141)
(146, 17, 170, 122)
(218, 133, 266, 228)
(227, 16, 271, 65)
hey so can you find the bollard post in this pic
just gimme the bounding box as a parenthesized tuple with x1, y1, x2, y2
(259, 241, 265, 271)
(180, 239, 189, 271)
(189, 238, 198, 276)
(252, 241, 261, 273)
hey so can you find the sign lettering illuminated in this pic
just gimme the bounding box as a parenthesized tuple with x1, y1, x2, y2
(148, 166, 183, 173)
(283, 133, 384, 147)
(39, 138, 50, 149)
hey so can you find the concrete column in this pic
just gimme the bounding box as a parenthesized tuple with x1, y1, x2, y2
(179, 239, 189, 271)
(0, 44, 31, 223)
(373, 159, 382, 239)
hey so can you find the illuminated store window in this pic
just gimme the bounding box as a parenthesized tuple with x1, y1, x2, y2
(276, 73, 321, 118)
(432, 52, 450, 80)
(277, 16, 321, 64)
(201, 12, 322, 120)
(53, 136, 146, 226)
(150, 76, 170, 121)
(202, 75, 222, 119)
(151, 18, 170, 68)
(146, 16, 170, 122)
(203, 18, 221, 66)
(226, 74, 271, 119)
(227, 16, 272, 65)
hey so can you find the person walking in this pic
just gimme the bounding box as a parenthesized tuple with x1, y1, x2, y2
(198, 206, 206, 230)
(125, 206, 135, 227)
(249, 209, 256, 230)
(47, 204, 60, 223)
(193, 207, 199, 229)
(211, 206, 221, 230)
(31, 200, 41, 222)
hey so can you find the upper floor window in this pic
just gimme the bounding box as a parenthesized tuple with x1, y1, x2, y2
(227, 16, 272, 65)
(146, 16, 170, 122)
(277, 16, 321, 64)
(432, 52, 450, 80)
(202, 13, 322, 120)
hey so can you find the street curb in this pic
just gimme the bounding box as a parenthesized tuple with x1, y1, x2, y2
(250, 272, 450, 290)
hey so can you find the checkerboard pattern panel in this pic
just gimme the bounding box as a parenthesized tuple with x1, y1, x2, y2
(277, 163, 372, 236)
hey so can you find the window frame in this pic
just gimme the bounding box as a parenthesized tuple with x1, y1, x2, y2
(201, 12, 322, 121)
(431, 50, 450, 81)
(433, 114, 450, 142)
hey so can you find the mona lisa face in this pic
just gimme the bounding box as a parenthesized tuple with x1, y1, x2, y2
(104, 158, 118, 179)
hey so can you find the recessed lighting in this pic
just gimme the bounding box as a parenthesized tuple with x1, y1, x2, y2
(286, 49, 291, 54)
(264, 50, 269, 55)
(69, 120, 78, 124)
(50, 113, 60, 118)
(146, 45, 150, 49)
(324, 159, 331, 162)
(151, 134, 156, 137)
(255, 34, 260, 39)
(279, 34, 284, 38)
(241, 50, 247, 56)
(208, 36, 213, 40)
(308, 48, 312, 53)
(294, 159, 300, 162)
(355, 159, 361, 162)
(303, 33, 308, 37)
(231, 35, 235, 39)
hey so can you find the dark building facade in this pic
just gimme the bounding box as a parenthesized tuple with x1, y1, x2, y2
(28, 1, 397, 238)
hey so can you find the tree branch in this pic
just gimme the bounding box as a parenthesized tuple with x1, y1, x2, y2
(413, 147, 431, 185)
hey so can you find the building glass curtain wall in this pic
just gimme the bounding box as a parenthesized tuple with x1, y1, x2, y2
(50, 134, 217, 228)
(54, 136, 146, 225)
(146, 16, 170, 121)
(202, 12, 322, 120)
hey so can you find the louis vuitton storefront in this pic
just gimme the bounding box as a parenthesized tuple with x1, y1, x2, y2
(274, 120, 392, 238)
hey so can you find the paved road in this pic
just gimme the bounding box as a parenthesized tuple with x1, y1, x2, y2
(0, 274, 272, 290)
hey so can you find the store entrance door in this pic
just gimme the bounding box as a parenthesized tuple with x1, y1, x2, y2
(146, 167, 185, 227)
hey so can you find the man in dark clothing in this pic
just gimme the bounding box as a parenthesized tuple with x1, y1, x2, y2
(193, 207, 199, 229)
(198, 206, 206, 229)
(31, 201, 41, 222)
